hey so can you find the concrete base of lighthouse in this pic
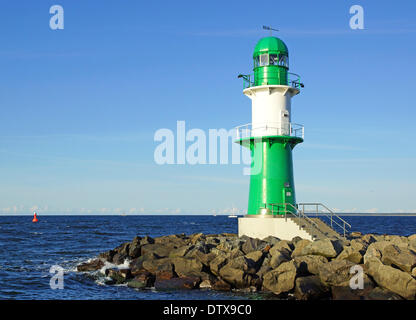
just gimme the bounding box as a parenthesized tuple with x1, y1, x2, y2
(238, 216, 313, 241)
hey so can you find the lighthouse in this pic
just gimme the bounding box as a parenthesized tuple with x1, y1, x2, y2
(236, 35, 311, 240)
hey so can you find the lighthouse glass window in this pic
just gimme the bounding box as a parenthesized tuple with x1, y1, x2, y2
(259, 54, 268, 66)
(279, 54, 289, 68)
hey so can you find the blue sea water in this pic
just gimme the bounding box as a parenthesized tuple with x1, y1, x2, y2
(0, 215, 415, 300)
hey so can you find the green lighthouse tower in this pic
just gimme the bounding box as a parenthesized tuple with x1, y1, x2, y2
(236, 36, 304, 219)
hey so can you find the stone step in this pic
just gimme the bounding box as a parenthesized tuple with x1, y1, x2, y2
(289, 216, 343, 240)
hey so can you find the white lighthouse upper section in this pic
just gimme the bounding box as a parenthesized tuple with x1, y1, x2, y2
(243, 85, 299, 138)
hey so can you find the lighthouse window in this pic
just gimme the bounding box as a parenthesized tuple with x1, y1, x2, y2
(259, 54, 269, 66)
(269, 54, 278, 65)
(278, 54, 289, 68)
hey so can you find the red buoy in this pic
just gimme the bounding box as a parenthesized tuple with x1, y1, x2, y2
(32, 212, 38, 223)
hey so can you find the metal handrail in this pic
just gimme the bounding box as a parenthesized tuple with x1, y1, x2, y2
(238, 72, 303, 90)
(266, 202, 322, 238)
(235, 123, 304, 140)
(298, 203, 351, 238)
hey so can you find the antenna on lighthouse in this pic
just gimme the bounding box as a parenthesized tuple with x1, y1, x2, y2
(262, 25, 279, 36)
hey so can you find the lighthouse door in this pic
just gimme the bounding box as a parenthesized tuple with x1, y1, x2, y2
(283, 187, 294, 208)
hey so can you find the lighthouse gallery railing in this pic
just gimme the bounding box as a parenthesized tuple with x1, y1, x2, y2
(235, 123, 304, 140)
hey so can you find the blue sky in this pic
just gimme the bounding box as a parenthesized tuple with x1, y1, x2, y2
(0, 0, 415, 214)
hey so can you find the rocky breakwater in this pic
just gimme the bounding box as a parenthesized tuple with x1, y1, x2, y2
(77, 232, 416, 300)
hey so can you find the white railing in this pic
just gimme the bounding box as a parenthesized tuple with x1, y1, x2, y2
(235, 123, 304, 140)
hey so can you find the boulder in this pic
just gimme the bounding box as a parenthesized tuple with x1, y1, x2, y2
(349, 231, 362, 238)
(141, 243, 175, 258)
(364, 256, 416, 299)
(211, 279, 231, 291)
(106, 268, 132, 284)
(168, 245, 193, 258)
(384, 235, 408, 245)
(241, 238, 267, 254)
(209, 254, 228, 276)
(190, 233, 205, 244)
(361, 234, 379, 245)
(336, 246, 363, 264)
(224, 256, 257, 274)
(77, 259, 104, 272)
(98, 249, 116, 262)
(318, 259, 355, 287)
(171, 257, 204, 278)
(301, 239, 343, 258)
(154, 277, 200, 290)
(269, 240, 294, 254)
(142, 258, 173, 274)
(187, 251, 217, 267)
(331, 286, 363, 300)
(128, 236, 142, 258)
(291, 239, 312, 257)
(129, 253, 158, 275)
(262, 261, 297, 295)
(245, 250, 264, 268)
(409, 234, 416, 242)
(381, 244, 416, 273)
(412, 267, 416, 277)
(269, 249, 291, 269)
(219, 265, 250, 289)
(112, 253, 127, 265)
(294, 275, 330, 300)
(262, 236, 281, 246)
(127, 271, 154, 288)
(139, 235, 155, 245)
(366, 287, 403, 300)
(199, 279, 212, 289)
(293, 255, 328, 276)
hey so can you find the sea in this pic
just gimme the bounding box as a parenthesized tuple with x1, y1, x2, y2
(0, 215, 415, 300)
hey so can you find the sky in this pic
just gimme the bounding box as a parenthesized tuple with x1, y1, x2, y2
(0, 0, 415, 215)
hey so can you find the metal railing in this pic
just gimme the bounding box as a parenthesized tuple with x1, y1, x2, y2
(298, 203, 351, 239)
(238, 72, 303, 90)
(235, 123, 304, 140)
(266, 202, 322, 238)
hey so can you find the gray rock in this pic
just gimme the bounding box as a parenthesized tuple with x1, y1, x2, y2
(154, 277, 200, 290)
(168, 245, 193, 258)
(262, 261, 297, 295)
(366, 287, 403, 300)
(269, 249, 291, 269)
(301, 239, 343, 258)
(128, 236, 142, 258)
(294, 275, 330, 300)
(106, 268, 132, 284)
(336, 246, 363, 264)
(291, 239, 312, 257)
(262, 236, 281, 246)
(209, 254, 228, 276)
(381, 244, 416, 273)
(77, 259, 104, 272)
(364, 256, 416, 299)
(112, 253, 127, 265)
(241, 238, 267, 254)
(318, 259, 355, 287)
(219, 265, 250, 289)
(139, 235, 155, 245)
(141, 243, 174, 258)
(172, 257, 204, 278)
(142, 258, 173, 274)
(293, 255, 328, 275)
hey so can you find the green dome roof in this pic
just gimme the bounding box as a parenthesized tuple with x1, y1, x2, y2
(253, 36, 288, 58)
